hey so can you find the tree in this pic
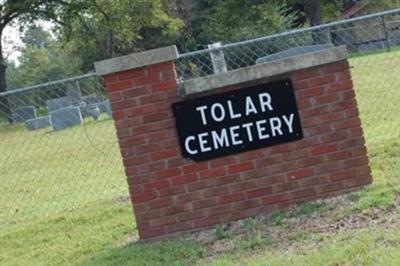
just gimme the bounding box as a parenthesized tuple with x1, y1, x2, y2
(58, 0, 183, 72)
(198, 0, 298, 43)
(7, 25, 80, 89)
(0, 0, 85, 122)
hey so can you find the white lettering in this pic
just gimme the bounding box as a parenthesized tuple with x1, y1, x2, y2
(256, 120, 270, 140)
(242, 122, 254, 142)
(211, 129, 230, 149)
(245, 96, 258, 115)
(227, 100, 242, 119)
(185, 136, 198, 155)
(259, 93, 273, 112)
(229, 125, 243, 145)
(269, 117, 283, 137)
(282, 113, 295, 133)
(198, 133, 211, 152)
(211, 103, 225, 122)
(196, 105, 208, 125)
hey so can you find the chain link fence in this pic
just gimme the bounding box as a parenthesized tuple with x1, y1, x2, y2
(1, 8, 399, 230)
(0, 74, 127, 227)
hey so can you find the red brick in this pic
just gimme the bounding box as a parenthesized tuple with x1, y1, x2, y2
(227, 161, 254, 174)
(321, 61, 349, 74)
(148, 197, 173, 209)
(111, 98, 138, 111)
(247, 187, 273, 199)
(143, 112, 169, 123)
(119, 68, 146, 80)
(329, 168, 357, 181)
(109, 92, 122, 102)
(139, 92, 167, 105)
(291, 188, 316, 200)
(220, 192, 246, 204)
(134, 73, 161, 86)
(123, 155, 149, 166)
(335, 70, 352, 81)
(327, 80, 353, 91)
(103, 73, 118, 83)
(147, 61, 174, 74)
(193, 198, 218, 209)
(297, 86, 324, 98)
(306, 74, 336, 87)
(182, 163, 209, 174)
(132, 192, 156, 203)
(345, 175, 372, 188)
(293, 68, 321, 80)
(136, 143, 162, 155)
(151, 149, 178, 161)
(151, 79, 178, 90)
(171, 173, 197, 186)
(122, 86, 150, 99)
(112, 110, 125, 121)
(334, 117, 361, 130)
(208, 205, 233, 216)
(161, 70, 177, 81)
(193, 216, 221, 228)
(140, 226, 165, 239)
(155, 168, 181, 179)
(107, 79, 133, 92)
(314, 93, 341, 105)
(262, 193, 289, 204)
(144, 179, 170, 191)
(287, 167, 315, 180)
(301, 105, 330, 118)
(311, 143, 337, 156)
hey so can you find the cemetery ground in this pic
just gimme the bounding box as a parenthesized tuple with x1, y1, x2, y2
(1, 49, 399, 266)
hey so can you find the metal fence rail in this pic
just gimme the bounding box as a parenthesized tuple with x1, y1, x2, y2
(0, 74, 127, 227)
(176, 8, 400, 80)
(0, 8, 399, 228)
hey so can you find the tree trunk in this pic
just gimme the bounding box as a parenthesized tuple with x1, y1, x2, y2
(304, 0, 331, 44)
(304, 0, 323, 26)
(0, 42, 12, 123)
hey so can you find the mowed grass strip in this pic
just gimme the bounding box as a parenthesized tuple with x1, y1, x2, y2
(0, 49, 399, 265)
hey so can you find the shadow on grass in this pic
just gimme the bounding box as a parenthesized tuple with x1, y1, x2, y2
(80, 239, 206, 266)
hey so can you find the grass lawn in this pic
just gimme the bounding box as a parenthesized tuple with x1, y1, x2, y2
(0, 49, 399, 266)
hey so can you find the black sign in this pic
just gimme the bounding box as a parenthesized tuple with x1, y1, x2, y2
(172, 79, 303, 161)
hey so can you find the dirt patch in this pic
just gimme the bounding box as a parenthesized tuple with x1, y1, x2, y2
(185, 193, 400, 256)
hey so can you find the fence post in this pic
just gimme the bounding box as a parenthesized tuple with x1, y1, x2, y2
(208, 42, 228, 74)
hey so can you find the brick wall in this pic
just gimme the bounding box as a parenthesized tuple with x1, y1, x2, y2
(101, 58, 372, 240)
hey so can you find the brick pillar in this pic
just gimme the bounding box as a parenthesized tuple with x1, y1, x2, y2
(95, 46, 372, 240)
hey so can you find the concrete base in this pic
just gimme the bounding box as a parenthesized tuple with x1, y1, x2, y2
(50, 106, 83, 131)
(25, 116, 51, 130)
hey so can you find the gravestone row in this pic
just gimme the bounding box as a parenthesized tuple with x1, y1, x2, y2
(12, 95, 112, 132)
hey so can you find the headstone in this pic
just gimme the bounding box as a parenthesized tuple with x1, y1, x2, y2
(12, 106, 37, 123)
(255, 44, 334, 64)
(86, 105, 101, 121)
(66, 82, 82, 105)
(50, 106, 83, 131)
(83, 95, 104, 105)
(46, 97, 72, 112)
(25, 116, 51, 131)
(98, 100, 112, 118)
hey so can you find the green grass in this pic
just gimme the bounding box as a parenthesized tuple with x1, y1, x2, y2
(1, 49, 399, 265)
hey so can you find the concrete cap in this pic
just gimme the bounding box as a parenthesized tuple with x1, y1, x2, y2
(94, 45, 178, 76)
(183, 46, 348, 95)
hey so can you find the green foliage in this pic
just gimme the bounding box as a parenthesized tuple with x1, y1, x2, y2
(58, 0, 183, 71)
(200, 0, 299, 43)
(7, 25, 80, 89)
(214, 225, 230, 240)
